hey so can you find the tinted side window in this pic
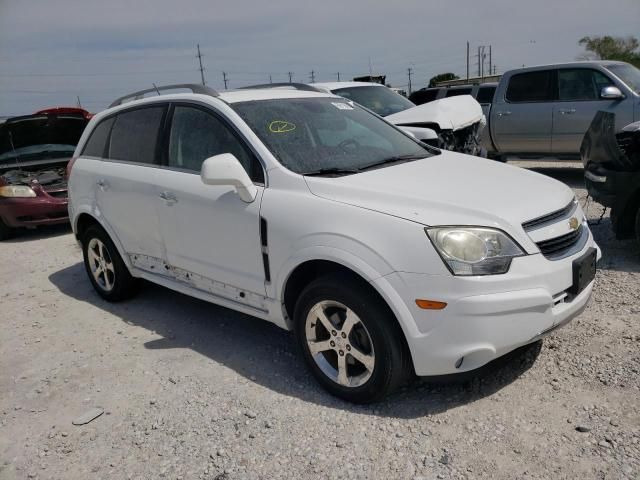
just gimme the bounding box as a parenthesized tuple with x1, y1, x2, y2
(82, 117, 115, 158)
(506, 71, 554, 102)
(409, 89, 439, 105)
(476, 86, 496, 104)
(558, 69, 614, 101)
(109, 107, 165, 164)
(445, 88, 472, 98)
(168, 106, 263, 182)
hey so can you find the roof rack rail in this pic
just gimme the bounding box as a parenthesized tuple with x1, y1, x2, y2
(238, 82, 323, 93)
(109, 83, 220, 108)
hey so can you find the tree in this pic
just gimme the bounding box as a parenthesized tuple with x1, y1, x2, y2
(428, 73, 459, 87)
(579, 35, 640, 67)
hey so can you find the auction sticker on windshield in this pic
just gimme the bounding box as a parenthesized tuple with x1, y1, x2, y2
(332, 102, 354, 110)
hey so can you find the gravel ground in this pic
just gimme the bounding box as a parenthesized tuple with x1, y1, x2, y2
(1, 162, 639, 480)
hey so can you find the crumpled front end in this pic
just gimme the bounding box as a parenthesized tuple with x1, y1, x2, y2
(386, 95, 487, 156)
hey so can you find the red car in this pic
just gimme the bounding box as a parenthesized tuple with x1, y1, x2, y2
(0, 107, 91, 240)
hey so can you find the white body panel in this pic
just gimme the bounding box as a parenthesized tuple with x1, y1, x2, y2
(385, 95, 484, 131)
(68, 89, 599, 377)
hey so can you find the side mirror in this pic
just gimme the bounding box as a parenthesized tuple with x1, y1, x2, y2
(600, 86, 624, 100)
(200, 153, 258, 203)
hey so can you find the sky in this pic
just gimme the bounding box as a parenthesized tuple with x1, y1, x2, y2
(0, 0, 639, 115)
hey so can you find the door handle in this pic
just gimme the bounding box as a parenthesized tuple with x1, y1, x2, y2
(558, 109, 576, 115)
(96, 179, 109, 191)
(496, 111, 512, 117)
(159, 191, 178, 205)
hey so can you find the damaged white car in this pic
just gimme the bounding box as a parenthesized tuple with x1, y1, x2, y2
(313, 82, 487, 156)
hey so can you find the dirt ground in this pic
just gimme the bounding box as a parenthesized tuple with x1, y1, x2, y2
(1, 162, 638, 480)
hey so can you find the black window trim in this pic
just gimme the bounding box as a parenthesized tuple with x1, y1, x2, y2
(505, 69, 558, 104)
(555, 67, 616, 103)
(81, 103, 169, 167)
(163, 100, 267, 186)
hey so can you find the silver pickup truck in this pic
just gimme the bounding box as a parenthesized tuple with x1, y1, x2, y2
(485, 61, 640, 160)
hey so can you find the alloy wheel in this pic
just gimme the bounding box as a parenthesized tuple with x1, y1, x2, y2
(305, 300, 375, 388)
(87, 237, 115, 292)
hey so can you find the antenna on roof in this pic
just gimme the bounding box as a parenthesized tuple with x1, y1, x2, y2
(152, 83, 161, 96)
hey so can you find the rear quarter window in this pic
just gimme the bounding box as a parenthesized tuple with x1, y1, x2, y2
(476, 86, 496, 104)
(81, 117, 115, 158)
(506, 70, 555, 103)
(108, 106, 165, 164)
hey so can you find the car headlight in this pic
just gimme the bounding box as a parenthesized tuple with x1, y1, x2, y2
(0, 185, 37, 198)
(426, 227, 525, 275)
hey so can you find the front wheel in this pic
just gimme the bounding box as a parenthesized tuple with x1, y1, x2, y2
(0, 217, 14, 241)
(82, 225, 139, 301)
(293, 274, 410, 403)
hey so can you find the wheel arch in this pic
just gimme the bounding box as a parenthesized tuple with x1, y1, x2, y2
(72, 210, 134, 271)
(279, 256, 416, 373)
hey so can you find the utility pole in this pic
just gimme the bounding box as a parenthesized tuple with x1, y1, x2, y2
(269, 74, 273, 84)
(493, 65, 497, 75)
(466, 41, 470, 81)
(196, 44, 206, 86)
(489, 45, 492, 77)
(76, 96, 82, 108)
(288, 71, 293, 83)
(309, 70, 315, 83)
(407, 67, 413, 95)
(336, 72, 340, 81)
(477, 46, 481, 77)
(222, 72, 228, 90)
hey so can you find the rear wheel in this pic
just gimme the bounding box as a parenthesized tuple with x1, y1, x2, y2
(0, 218, 14, 241)
(82, 225, 139, 301)
(293, 274, 410, 403)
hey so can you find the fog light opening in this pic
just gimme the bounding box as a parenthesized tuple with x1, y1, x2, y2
(455, 357, 464, 369)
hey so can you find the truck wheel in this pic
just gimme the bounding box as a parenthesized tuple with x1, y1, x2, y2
(82, 225, 140, 301)
(0, 218, 14, 241)
(293, 273, 410, 403)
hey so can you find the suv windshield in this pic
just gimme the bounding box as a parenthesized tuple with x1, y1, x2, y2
(331, 86, 415, 116)
(606, 64, 640, 93)
(232, 97, 434, 175)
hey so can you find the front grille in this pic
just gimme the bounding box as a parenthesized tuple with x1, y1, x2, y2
(522, 200, 576, 231)
(536, 225, 583, 259)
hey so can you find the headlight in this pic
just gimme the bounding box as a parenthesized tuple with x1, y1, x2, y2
(426, 227, 524, 275)
(0, 185, 36, 198)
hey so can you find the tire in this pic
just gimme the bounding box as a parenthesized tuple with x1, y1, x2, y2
(0, 217, 14, 241)
(81, 225, 140, 301)
(293, 273, 410, 403)
(635, 205, 640, 248)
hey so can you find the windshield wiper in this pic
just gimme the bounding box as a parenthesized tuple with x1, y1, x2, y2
(302, 167, 361, 177)
(357, 153, 427, 172)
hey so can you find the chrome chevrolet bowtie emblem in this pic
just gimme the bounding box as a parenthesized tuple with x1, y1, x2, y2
(568, 217, 580, 230)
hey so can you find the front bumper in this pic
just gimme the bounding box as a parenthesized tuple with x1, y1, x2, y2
(376, 234, 600, 376)
(0, 195, 69, 228)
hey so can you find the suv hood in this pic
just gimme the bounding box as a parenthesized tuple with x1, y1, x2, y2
(385, 95, 484, 131)
(304, 152, 574, 249)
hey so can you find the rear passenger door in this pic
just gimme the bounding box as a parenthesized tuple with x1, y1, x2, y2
(492, 70, 555, 154)
(95, 105, 167, 264)
(153, 103, 267, 299)
(551, 68, 633, 154)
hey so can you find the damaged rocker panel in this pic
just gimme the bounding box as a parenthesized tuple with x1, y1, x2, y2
(129, 253, 269, 313)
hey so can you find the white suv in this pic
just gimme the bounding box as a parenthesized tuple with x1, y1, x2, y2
(68, 84, 600, 403)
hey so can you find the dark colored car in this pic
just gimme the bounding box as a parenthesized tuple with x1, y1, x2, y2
(0, 107, 91, 240)
(581, 111, 640, 246)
